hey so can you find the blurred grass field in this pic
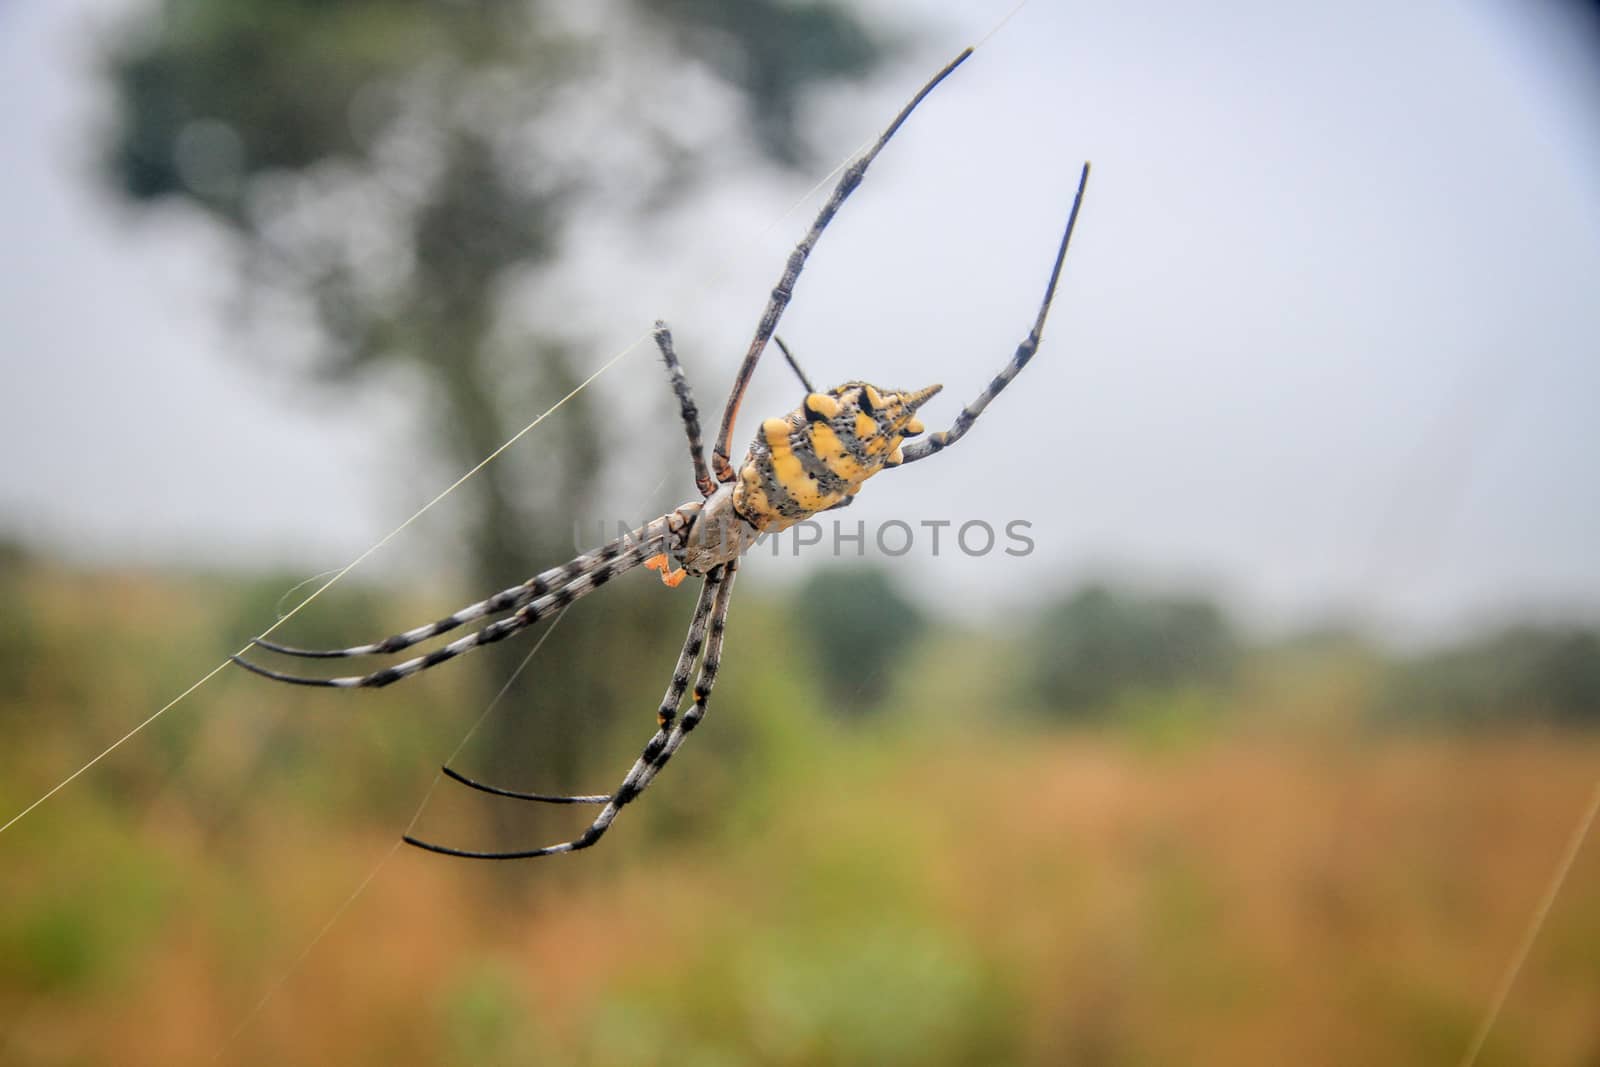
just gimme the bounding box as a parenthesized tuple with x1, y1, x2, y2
(1, 553, 1598, 1066)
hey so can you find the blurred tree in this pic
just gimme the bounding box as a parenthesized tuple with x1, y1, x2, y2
(1383, 624, 1600, 727)
(1023, 583, 1239, 718)
(794, 566, 926, 715)
(102, 0, 893, 786)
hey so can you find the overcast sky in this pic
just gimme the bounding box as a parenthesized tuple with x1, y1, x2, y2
(2, 0, 1597, 640)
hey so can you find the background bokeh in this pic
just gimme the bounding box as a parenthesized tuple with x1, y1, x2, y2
(2, 1, 1598, 1064)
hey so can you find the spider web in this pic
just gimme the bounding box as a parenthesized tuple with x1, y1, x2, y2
(0, 15, 1029, 1057)
(213, 608, 572, 1061)
(0, 343, 635, 840)
(2, 2, 1592, 1060)
(0, 0, 1035, 850)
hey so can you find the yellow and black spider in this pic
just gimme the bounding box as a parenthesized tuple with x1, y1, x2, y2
(231, 48, 1091, 859)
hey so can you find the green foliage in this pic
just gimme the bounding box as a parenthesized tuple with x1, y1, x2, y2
(581, 920, 1018, 1067)
(1115, 685, 1234, 753)
(1023, 583, 1239, 719)
(0, 539, 35, 705)
(107, 0, 889, 215)
(572, 763, 1021, 1067)
(794, 567, 926, 714)
(102, 0, 890, 389)
(0, 817, 174, 994)
(109, 1, 485, 216)
(1241, 623, 1385, 733)
(638, 0, 899, 165)
(438, 959, 541, 1067)
(1382, 624, 1600, 726)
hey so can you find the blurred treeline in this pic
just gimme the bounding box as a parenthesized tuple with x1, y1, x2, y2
(2, 543, 1599, 1065)
(794, 561, 1600, 733)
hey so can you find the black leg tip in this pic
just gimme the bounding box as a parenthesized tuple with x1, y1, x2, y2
(229, 653, 340, 687)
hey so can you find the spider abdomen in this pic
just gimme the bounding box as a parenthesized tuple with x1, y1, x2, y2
(732, 381, 941, 531)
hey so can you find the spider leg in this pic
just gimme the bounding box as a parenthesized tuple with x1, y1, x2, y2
(653, 321, 715, 499)
(438, 766, 609, 805)
(901, 162, 1091, 466)
(404, 560, 737, 860)
(232, 520, 680, 688)
(429, 570, 723, 809)
(616, 558, 736, 800)
(710, 48, 974, 482)
(243, 515, 683, 661)
(773, 336, 817, 394)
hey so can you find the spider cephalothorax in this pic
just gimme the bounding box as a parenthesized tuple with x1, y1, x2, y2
(734, 381, 942, 531)
(232, 46, 1091, 860)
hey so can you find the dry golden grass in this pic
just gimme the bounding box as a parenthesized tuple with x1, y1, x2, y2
(6, 732, 1596, 1066)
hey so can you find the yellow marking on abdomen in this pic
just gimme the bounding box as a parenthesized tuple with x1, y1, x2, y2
(808, 423, 866, 481)
(806, 393, 842, 420)
(736, 466, 776, 525)
(762, 417, 793, 452)
(864, 433, 894, 456)
(764, 417, 832, 511)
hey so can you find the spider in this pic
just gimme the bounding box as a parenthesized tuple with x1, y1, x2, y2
(232, 47, 1091, 859)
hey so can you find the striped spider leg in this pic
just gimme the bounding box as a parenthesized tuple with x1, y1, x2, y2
(708, 46, 974, 482)
(232, 45, 1092, 860)
(405, 560, 737, 858)
(229, 512, 691, 689)
(900, 163, 1091, 466)
(405, 321, 810, 855)
(229, 320, 737, 687)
